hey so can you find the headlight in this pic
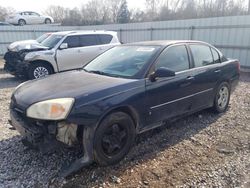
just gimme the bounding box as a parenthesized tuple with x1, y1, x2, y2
(26, 98, 75, 120)
(10, 47, 18, 52)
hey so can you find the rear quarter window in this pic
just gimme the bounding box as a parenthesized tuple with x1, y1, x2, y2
(98, 34, 113, 44)
(211, 48, 220, 63)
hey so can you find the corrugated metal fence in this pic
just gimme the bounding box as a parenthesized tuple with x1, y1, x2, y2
(1, 15, 250, 68)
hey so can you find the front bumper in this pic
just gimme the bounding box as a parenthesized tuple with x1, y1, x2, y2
(9, 98, 96, 177)
(4, 51, 29, 77)
(10, 107, 62, 153)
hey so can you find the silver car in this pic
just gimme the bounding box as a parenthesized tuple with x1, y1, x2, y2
(6, 11, 54, 26)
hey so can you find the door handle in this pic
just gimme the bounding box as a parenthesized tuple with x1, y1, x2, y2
(186, 76, 195, 81)
(180, 76, 194, 87)
(214, 69, 221, 73)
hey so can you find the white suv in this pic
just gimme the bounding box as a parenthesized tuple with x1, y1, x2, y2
(6, 11, 54, 26)
(4, 31, 120, 79)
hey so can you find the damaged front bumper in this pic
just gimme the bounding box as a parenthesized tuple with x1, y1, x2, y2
(10, 108, 70, 153)
(9, 102, 95, 177)
(4, 51, 29, 77)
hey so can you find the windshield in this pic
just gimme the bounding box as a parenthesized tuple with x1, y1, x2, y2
(41, 34, 64, 48)
(84, 46, 160, 78)
(36, 33, 50, 43)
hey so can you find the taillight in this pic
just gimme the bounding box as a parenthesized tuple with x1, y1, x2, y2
(236, 61, 240, 73)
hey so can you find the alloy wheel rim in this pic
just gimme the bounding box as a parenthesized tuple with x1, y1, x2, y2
(20, 20, 25, 25)
(33, 67, 49, 78)
(217, 86, 229, 109)
(101, 123, 128, 156)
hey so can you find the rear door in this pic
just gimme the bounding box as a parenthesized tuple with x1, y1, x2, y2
(77, 34, 104, 66)
(188, 43, 222, 110)
(145, 44, 196, 126)
(27, 12, 41, 24)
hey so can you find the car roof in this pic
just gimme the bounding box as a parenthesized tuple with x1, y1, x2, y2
(125, 40, 211, 47)
(53, 30, 117, 36)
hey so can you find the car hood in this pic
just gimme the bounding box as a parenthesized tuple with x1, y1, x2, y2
(13, 70, 142, 110)
(8, 40, 38, 50)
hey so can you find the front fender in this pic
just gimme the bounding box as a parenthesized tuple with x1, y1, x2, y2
(67, 84, 145, 132)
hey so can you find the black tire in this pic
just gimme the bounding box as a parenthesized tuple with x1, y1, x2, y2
(93, 112, 136, 166)
(45, 18, 51, 24)
(18, 19, 26, 26)
(213, 82, 231, 113)
(28, 62, 53, 80)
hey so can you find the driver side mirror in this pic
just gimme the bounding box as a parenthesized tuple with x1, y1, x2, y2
(149, 67, 175, 82)
(59, 43, 68, 50)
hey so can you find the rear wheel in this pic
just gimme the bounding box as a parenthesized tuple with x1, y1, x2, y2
(18, 19, 26, 26)
(213, 82, 230, 113)
(93, 112, 136, 166)
(45, 18, 51, 24)
(28, 63, 53, 79)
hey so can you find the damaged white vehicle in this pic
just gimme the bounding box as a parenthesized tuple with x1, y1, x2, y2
(4, 30, 120, 79)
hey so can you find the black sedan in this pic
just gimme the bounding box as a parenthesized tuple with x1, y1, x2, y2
(9, 40, 240, 176)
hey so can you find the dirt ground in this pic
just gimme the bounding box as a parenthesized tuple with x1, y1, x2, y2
(0, 59, 249, 188)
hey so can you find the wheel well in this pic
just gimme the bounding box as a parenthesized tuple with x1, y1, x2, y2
(18, 19, 26, 23)
(30, 60, 54, 73)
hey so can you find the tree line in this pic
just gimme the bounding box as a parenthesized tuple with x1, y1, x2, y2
(0, 0, 248, 25)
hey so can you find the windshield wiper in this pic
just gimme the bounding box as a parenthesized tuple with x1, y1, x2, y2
(83, 69, 105, 75)
(83, 69, 121, 78)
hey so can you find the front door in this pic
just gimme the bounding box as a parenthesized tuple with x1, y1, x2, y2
(145, 44, 195, 126)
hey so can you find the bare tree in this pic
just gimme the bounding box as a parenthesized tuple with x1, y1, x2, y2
(47, 0, 248, 26)
(62, 8, 82, 26)
(107, 0, 124, 23)
(0, 6, 15, 21)
(81, 0, 111, 25)
(44, 5, 66, 23)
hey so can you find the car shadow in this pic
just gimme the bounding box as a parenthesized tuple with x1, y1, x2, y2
(0, 107, 224, 187)
(0, 76, 24, 89)
(240, 72, 250, 82)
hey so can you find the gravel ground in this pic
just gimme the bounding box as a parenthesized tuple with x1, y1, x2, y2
(0, 59, 249, 188)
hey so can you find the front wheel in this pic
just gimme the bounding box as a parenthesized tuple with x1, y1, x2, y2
(93, 112, 136, 166)
(18, 19, 26, 26)
(28, 63, 53, 79)
(213, 82, 231, 113)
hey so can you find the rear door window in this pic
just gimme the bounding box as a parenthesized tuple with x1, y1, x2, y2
(98, 34, 113, 44)
(63, 36, 80, 48)
(79, 35, 100, 47)
(155, 45, 190, 72)
(190, 44, 214, 67)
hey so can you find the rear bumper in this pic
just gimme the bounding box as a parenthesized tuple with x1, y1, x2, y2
(230, 74, 240, 93)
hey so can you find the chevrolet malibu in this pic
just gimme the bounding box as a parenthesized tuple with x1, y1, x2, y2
(10, 40, 240, 176)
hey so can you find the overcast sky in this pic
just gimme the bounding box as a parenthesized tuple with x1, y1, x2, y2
(0, 0, 146, 12)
